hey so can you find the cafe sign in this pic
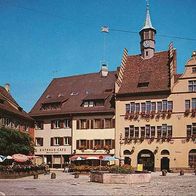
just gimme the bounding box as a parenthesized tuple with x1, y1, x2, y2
(35, 147, 71, 154)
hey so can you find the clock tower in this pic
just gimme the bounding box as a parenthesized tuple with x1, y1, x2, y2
(139, 1, 156, 59)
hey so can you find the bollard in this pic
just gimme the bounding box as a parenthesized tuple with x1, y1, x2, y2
(162, 170, 167, 176)
(74, 173, 79, 178)
(180, 170, 184, 176)
(51, 172, 56, 179)
(34, 173, 38, 179)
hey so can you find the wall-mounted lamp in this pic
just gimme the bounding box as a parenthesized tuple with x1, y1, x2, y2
(154, 146, 159, 154)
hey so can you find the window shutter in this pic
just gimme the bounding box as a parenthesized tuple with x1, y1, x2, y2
(50, 138, 54, 146)
(68, 120, 72, 128)
(112, 119, 115, 128)
(51, 121, 54, 129)
(90, 140, 93, 149)
(86, 140, 90, 149)
(76, 140, 79, 149)
(60, 120, 64, 128)
(91, 120, 94, 129)
(68, 137, 72, 146)
(100, 140, 104, 148)
(101, 119, 104, 129)
(76, 120, 80, 129)
(87, 120, 89, 129)
(112, 140, 115, 149)
(59, 137, 63, 145)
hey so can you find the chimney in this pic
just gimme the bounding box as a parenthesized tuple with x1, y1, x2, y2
(192, 51, 196, 59)
(101, 64, 108, 77)
(4, 83, 10, 93)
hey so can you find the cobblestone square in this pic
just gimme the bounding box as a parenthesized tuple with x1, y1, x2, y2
(0, 171, 195, 195)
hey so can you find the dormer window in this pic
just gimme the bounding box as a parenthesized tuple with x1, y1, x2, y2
(192, 67, 196, 73)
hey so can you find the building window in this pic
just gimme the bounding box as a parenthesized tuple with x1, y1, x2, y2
(105, 118, 112, 128)
(146, 101, 151, 113)
(64, 119, 71, 128)
(35, 138, 43, 146)
(130, 102, 135, 113)
(51, 120, 60, 129)
(157, 126, 162, 138)
(187, 125, 192, 137)
(192, 67, 196, 73)
(125, 104, 130, 113)
(151, 102, 156, 112)
(136, 103, 140, 113)
(141, 103, 146, 113)
(146, 51, 149, 56)
(157, 102, 162, 112)
(185, 100, 190, 110)
(162, 100, 167, 111)
(130, 125, 134, 138)
(81, 119, 88, 129)
(141, 127, 145, 138)
(192, 98, 196, 109)
(135, 127, 139, 138)
(125, 127, 129, 138)
(64, 137, 69, 145)
(167, 126, 172, 137)
(94, 119, 102, 129)
(145, 125, 150, 138)
(188, 80, 196, 92)
(54, 137, 60, 146)
(167, 101, 173, 111)
(35, 121, 44, 130)
(151, 126, 155, 138)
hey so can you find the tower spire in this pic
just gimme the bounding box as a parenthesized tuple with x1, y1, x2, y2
(141, 0, 155, 31)
(139, 0, 156, 59)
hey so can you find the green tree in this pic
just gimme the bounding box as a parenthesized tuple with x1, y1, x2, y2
(0, 127, 34, 155)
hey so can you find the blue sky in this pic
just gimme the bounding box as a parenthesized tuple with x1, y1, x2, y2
(0, 0, 195, 112)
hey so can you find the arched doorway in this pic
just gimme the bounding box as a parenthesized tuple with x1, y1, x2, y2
(160, 150, 170, 171)
(161, 157, 170, 171)
(189, 149, 196, 168)
(137, 150, 154, 171)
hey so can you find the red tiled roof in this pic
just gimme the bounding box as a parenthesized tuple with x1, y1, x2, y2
(174, 74, 182, 83)
(0, 86, 33, 121)
(30, 71, 117, 117)
(117, 51, 171, 95)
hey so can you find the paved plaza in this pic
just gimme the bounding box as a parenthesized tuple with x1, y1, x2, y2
(0, 171, 195, 195)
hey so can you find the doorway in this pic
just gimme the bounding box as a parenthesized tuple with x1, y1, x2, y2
(161, 157, 170, 171)
(137, 150, 154, 171)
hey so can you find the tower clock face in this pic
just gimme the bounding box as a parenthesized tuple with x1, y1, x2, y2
(143, 40, 150, 47)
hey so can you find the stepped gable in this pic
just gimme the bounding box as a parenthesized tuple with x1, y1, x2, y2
(117, 51, 171, 95)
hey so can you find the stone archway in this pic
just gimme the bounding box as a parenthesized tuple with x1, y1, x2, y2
(137, 149, 155, 171)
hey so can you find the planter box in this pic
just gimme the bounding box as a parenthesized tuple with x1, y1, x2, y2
(90, 171, 151, 184)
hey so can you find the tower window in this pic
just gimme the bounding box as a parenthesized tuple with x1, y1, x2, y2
(146, 51, 149, 56)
